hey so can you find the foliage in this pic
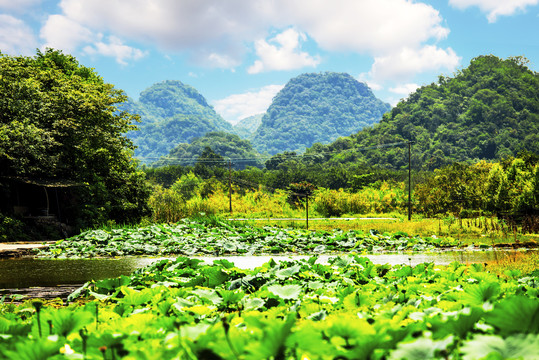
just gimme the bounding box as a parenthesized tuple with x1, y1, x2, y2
(0, 49, 151, 229)
(154, 131, 263, 169)
(415, 154, 539, 217)
(2, 254, 538, 359)
(37, 219, 461, 258)
(287, 181, 317, 208)
(122, 80, 235, 162)
(302, 55, 539, 170)
(251, 72, 391, 154)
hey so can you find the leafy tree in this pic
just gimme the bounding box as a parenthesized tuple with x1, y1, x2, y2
(287, 181, 317, 208)
(0, 49, 150, 229)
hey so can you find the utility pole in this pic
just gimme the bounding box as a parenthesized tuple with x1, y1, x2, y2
(408, 141, 412, 221)
(228, 160, 232, 214)
(306, 195, 309, 230)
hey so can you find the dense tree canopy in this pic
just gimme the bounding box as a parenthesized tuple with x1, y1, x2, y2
(251, 72, 391, 154)
(0, 50, 150, 228)
(153, 131, 264, 169)
(304, 56, 539, 171)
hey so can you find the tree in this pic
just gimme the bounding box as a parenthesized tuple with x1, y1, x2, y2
(0, 49, 150, 229)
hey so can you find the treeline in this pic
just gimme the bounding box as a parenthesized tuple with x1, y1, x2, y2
(144, 150, 539, 221)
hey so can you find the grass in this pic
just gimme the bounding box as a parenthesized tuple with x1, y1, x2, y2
(230, 215, 539, 247)
(485, 250, 539, 277)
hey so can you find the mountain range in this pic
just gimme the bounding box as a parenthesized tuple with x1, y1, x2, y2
(124, 73, 390, 162)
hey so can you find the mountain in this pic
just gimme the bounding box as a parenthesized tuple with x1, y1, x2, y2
(233, 113, 264, 138)
(303, 55, 539, 171)
(123, 80, 234, 162)
(250, 72, 391, 155)
(154, 131, 263, 169)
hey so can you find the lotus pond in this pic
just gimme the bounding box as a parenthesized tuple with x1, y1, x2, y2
(1, 250, 534, 289)
(1, 219, 538, 359)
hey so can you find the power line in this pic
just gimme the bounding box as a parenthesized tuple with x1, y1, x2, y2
(134, 141, 410, 164)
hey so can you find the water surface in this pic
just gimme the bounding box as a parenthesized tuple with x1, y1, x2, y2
(0, 249, 534, 289)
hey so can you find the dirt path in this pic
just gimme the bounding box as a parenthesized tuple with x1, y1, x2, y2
(0, 242, 51, 258)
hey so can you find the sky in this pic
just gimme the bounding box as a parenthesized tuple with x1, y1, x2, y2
(1, 0, 538, 124)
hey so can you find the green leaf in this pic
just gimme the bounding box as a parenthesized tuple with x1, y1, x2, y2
(389, 336, 453, 360)
(461, 334, 539, 360)
(275, 264, 301, 279)
(485, 296, 539, 335)
(267, 284, 302, 300)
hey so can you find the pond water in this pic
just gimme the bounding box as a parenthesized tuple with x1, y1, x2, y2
(0, 249, 535, 289)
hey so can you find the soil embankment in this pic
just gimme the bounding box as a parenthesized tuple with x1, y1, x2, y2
(0, 242, 49, 258)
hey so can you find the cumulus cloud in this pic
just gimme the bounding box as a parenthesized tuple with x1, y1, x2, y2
(0, 14, 37, 55)
(248, 28, 320, 74)
(389, 83, 420, 95)
(51, 0, 451, 76)
(83, 36, 147, 65)
(282, 0, 449, 55)
(212, 84, 284, 123)
(40, 14, 94, 52)
(40, 14, 147, 65)
(449, 0, 539, 22)
(369, 45, 461, 82)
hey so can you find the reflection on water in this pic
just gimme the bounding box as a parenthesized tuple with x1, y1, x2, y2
(0, 249, 535, 288)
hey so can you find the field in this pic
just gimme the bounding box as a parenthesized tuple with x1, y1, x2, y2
(1, 218, 538, 359)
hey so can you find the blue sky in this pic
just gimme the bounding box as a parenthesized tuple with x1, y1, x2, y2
(1, 0, 538, 124)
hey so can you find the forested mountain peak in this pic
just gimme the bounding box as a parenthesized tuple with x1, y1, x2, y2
(138, 80, 211, 118)
(251, 71, 391, 154)
(306, 55, 539, 171)
(123, 80, 233, 163)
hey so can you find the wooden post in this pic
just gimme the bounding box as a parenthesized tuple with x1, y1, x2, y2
(306, 195, 309, 230)
(228, 160, 232, 214)
(408, 141, 412, 221)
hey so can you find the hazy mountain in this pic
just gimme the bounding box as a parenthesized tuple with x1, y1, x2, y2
(233, 113, 264, 138)
(123, 80, 234, 162)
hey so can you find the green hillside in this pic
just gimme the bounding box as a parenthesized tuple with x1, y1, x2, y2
(251, 72, 391, 154)
(154, 131, 264, 169)
(233, 113, 263, 138)
(305, 55, 539, 171)
(123, 80, 234, 162)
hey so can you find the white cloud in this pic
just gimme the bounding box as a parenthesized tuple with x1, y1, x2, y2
(40, 15, 147, 65)
(0, 14, 37, 55)
(0, 0, 40, 12)
(281, 0, 449, 55)
(449, 0, 539, 22)
(248, 28, 320, 74)
(53, 0, 450, 75)
(389, 83, 420, 95)
(40, 14, 94, 52)
(84, 36, 147, 65)
(207, 53, 241, 69)
(213, 84, 284, 124)
(369, 45, 461, 82)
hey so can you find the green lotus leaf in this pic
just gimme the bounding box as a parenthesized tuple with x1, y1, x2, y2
(267, 284, 302, 300)
(461, 334, 539, 360)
